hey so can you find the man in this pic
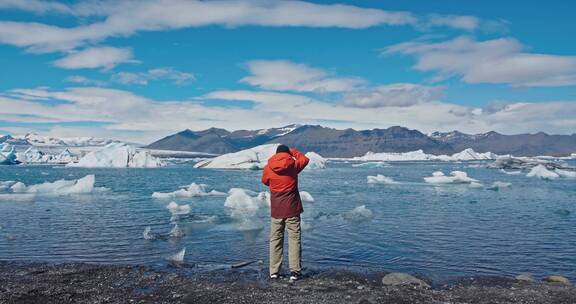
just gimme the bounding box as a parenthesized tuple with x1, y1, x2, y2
(261, 144, 309, 281)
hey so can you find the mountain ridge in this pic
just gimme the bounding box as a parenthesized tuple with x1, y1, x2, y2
(144, 125, 576, 157)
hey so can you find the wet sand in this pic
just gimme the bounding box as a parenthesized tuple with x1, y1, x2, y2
(1, 261, 575, 304)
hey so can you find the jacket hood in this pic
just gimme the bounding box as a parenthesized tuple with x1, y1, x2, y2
(267, 152, 295, 174)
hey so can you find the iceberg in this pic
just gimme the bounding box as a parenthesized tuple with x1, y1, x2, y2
(500, 169, 522, 175)
(152, 183, 226, 199)
(424, 171, 478, 184)
(351, 150, 432, 161)
(445, 148, 497, 161)
(526, 165, 560, 180)
(194, 144, 326, 170)
(1, 175, 105, 195)
(367, 174, 399, 185)
(347, 148, 497, 162)
(0, 143, 19, 165)
(16, 147, 78, 164)
(67, 143, 164, 168)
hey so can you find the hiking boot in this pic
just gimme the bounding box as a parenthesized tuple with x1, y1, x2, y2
(270, 273, 280, 280)
(289, 271, 302, 281)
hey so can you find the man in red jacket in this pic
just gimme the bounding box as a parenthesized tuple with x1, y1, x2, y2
(261, 144, 309, 281)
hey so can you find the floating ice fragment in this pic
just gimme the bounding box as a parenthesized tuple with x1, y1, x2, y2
(4, 175, 104, 195)
(143, 227, 154, 240)
(168, 248, 186, 263)
(468, 182, 484, 189)
(487, 181, 512, 191)
(169, 223, 185, 238)
(367, 174, 399, 185)
(166, 202, 191, 215)
(224, 188, 267, 219)
(304, 152, 327, 170)
(343, 205, 374, 222)
(556, 169, 576, 178)
(152, 183, 226, 199)
(500, 169, 522, 175)
(526, 165, 559, 180)
(352, 162, 388, 168)
(424, 171, 478, 184)
(299, 191, 315, 203)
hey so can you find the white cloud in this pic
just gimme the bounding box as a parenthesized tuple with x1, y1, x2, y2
(65, 75, 107, 86)
(2, 86, 576, 143)
(385, 36, 576, 87)
(342, 83, 444, 108)
(112, 68, 195, 85)
(426, 15, 479, 31)
(0, 0, 71, 14)
(53, 47, 136, 70)
(0, 1, 416, 53)
(241, 60, 366, 92)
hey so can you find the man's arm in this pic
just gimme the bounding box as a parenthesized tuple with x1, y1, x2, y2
(261, 166, 270, 186)
(290, 148, 310, 174)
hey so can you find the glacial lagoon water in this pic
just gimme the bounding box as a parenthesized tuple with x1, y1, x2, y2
(1, 160, 575, 281)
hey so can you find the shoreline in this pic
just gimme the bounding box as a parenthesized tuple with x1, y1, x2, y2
(1, 261, 575, 303)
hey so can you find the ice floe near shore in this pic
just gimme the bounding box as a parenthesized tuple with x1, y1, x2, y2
(67, 143, 164, 168)
(152, 183, 226, 199)
(16, 147, 78, 164)
(0, 175, 106, 195)
(193, 144, 326, 170)
(348, 148, 498, 162)
(367, 174, 399, 185)
(526, 165, 560, 180)
(424, 171, 478, 184)
(0, 143, 19, 165)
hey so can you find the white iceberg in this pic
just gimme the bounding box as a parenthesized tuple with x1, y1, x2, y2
(194, 144, 325, 170)
(424, 171, 478, 184)
(67, 143, 164, 168)
(526, 165, 560, 180)
(4, 175, 104, 195)
(152, 183, 226, 199)
(445, 148, 497, 161)
(367, 174, 399, 185)
(166, 202, 191, 215)
(351, 150, 432, 162)
(16, 147, 78, 164)
(0, 143, 19, 165)
(347, 148, 497, 162)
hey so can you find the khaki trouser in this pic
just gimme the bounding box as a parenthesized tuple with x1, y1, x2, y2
(269, 216, 301, 275)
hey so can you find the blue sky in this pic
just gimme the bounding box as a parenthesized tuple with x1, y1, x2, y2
(0, 0, 575, 143)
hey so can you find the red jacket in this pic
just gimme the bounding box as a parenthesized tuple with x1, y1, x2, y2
(261, 148, 310, 219)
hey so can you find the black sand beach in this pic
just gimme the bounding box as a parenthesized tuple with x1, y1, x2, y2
(1, 261, 574, 304)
